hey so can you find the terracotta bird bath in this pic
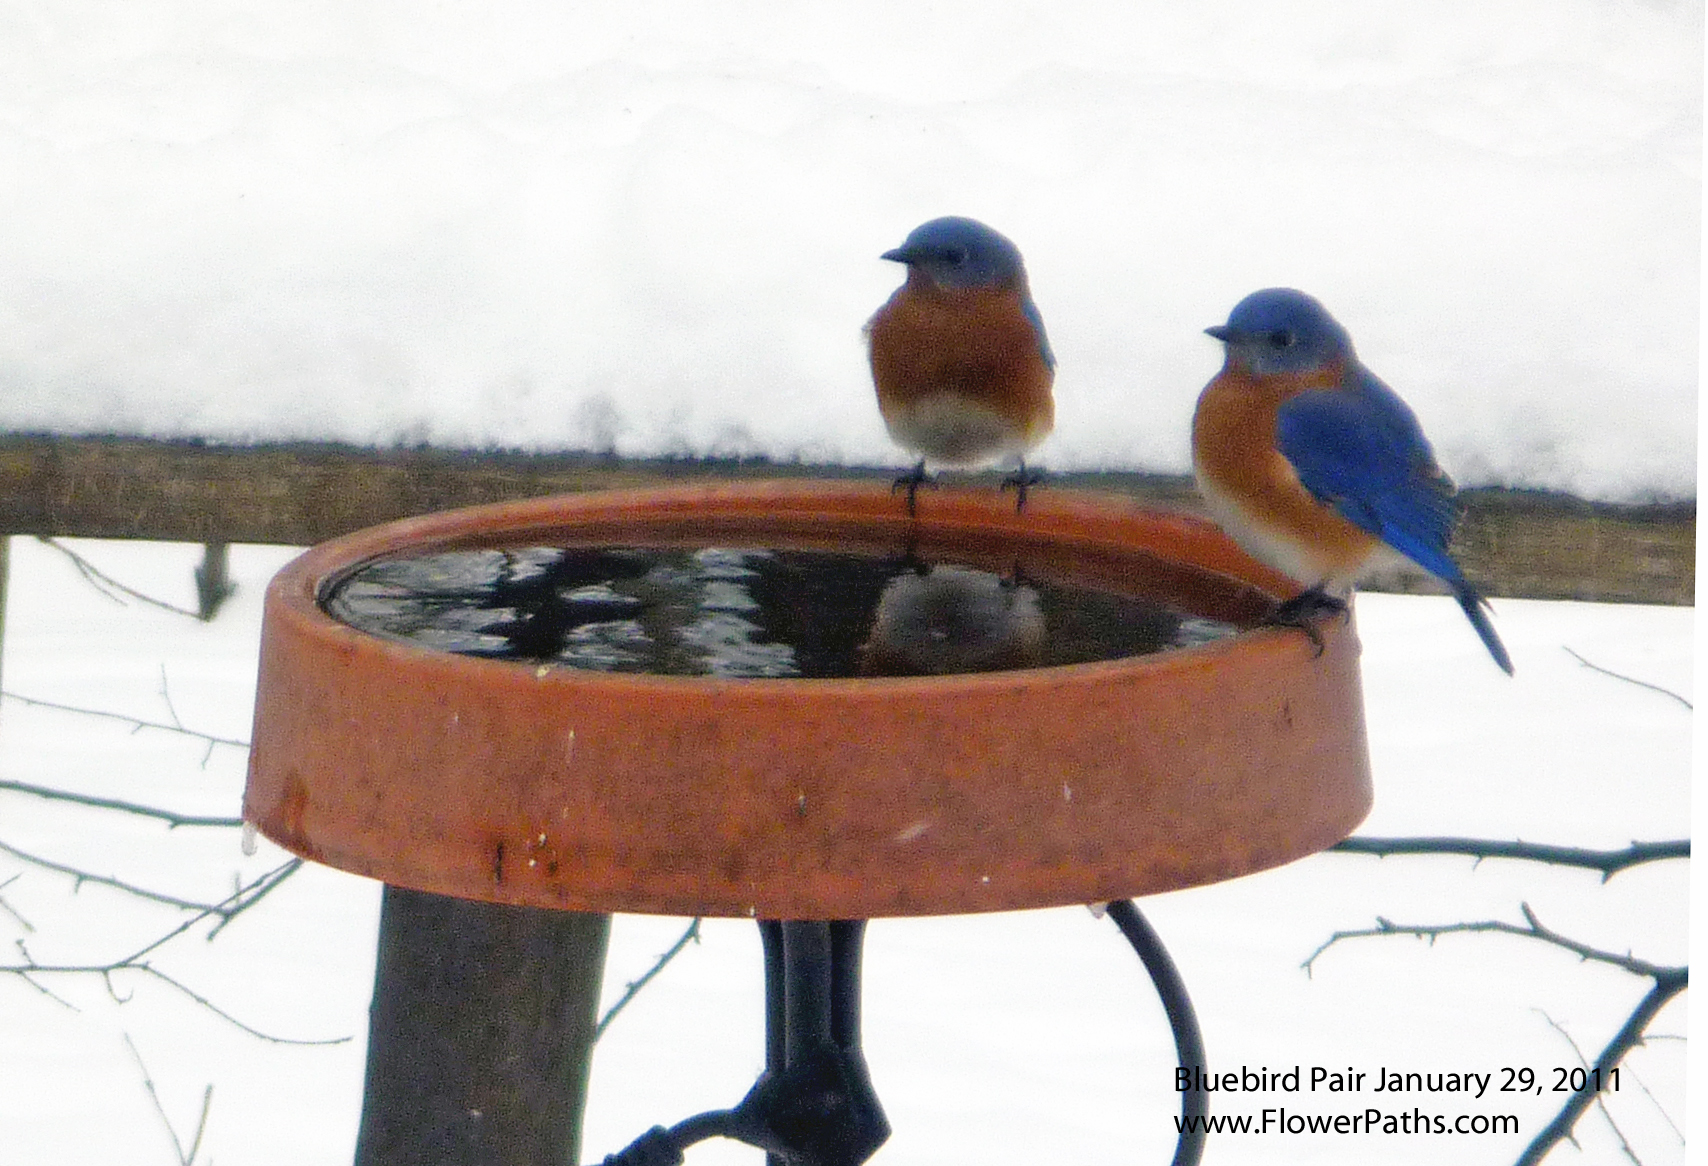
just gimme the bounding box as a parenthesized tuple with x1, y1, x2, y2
(244, 480, 1372, 1166)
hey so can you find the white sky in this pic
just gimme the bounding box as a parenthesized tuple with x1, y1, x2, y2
(0, 1, 1698, 500)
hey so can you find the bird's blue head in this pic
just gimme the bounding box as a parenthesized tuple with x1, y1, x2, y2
(1206, 288, 1354, 375)
(882, 216, 1027, 291)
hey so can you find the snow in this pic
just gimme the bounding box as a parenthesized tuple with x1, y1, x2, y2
(0, 537, 1691, 1164)
(0, 2, 1697, 499)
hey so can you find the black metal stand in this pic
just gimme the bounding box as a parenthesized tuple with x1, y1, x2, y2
(602, 920, 889, 1166)
(1107, 899, 1208, 1166)
(601, 903, 1206, 1166)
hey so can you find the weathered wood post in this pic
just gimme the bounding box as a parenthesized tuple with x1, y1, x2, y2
(353, 888, 610, 1166)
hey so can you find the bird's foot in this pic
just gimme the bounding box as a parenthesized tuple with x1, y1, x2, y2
(999, 463, 1046, 512)
(891, 462, 936, 517)
(1262, 587, 1348, 657)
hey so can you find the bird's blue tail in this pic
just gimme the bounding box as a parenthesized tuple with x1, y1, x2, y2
(1452, 580, 1514, 675)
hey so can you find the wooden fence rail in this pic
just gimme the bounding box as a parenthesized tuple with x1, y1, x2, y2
(0, 434, 1692, 605)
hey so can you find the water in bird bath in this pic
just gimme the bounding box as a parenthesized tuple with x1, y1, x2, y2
(322, 545, 1239, 679)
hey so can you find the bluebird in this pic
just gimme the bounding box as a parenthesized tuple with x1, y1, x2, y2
(1193, 288, 1512, 674)
(865, 216, 1055, 513)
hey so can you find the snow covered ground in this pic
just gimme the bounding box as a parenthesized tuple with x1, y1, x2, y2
(0, 537, 1690, 1165)
(0, 2, 1698, 499)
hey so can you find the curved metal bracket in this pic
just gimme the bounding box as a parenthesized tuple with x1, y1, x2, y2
(1107, 899, 1207, 1166)
(603, 904, 1207, 1166)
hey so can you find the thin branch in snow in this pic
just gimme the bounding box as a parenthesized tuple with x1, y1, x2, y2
(1301, 902, 1683, 981)
(14, 968, 79, 1011)
(1563, 646, 1692, 710)
(1535, 1010, 1641, 1165)
(37, 537, 203, 620)
(1620, 1061, 1686, 1147)
(1329, 835, 1688, 881)
(0, 779, 243, 829)
(0, 690, 250, 754)
(0, 836, 237, 914)
(0, 841, 300, 939)
(596, 917, 702, 1040)
(124, 1032, 215, 1165)
(0, 871, 34, 932)
(1, 863, 342, 1047)
(1516, 973, 1688, 1166)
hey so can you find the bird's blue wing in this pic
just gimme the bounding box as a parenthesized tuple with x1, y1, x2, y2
(1275, 367, 1461, 581)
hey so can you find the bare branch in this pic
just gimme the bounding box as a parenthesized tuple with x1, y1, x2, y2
(1, 690, 250, 752)
(184, 1084, 213, 1166)
(6, 944, 346, 1048)
(158, 665, 188, 732)
(122, 963, 350, 1046)
(1563, 646, 1692, 710)
(1329, 836, 1687, 881)
(8, 862, 304, 1038)
(595, 917, 702, 1040)
(1516, 972, 1689, 1166)
(1536, 1010, 1640, 1165)
(15, 969, 78, 1011)
(1301, 903, 1684, 981)
(0, 779, 243, 829)
(0, 836, 236, 914)
(1621, 1061, 1686, 1147)
(205, 860, 300, 940)
(125, 1033, 200, 1165)
(37, 537, 204, 620)
(0, 871, 34, 932)
(0, 841, 300, 942)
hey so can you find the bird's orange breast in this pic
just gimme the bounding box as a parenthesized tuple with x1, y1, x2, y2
(866, 281, 1054, 439)
(1192, 364, 1378, 581)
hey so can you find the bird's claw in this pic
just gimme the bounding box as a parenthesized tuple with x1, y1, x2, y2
(891, 463, 935, 516)
(999, 465, 1046, 512)
(1262, 588, 1348, 658)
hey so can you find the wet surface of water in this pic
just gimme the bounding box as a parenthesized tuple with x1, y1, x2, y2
(324, 545, 1239, 679)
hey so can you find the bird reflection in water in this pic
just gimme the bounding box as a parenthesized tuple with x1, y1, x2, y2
(858, 565, 1046, 677)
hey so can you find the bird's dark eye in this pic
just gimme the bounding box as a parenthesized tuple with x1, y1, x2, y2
(1268, 329, 1296, 349)
(943, 247, 966, 265)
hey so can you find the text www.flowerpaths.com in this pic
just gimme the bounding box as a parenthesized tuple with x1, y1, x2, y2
(1176, 1109, 1520, 1136)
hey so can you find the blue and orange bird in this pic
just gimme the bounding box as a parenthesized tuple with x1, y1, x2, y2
(1193, 288, 1513, 674)
(865, 216, 1056, 513)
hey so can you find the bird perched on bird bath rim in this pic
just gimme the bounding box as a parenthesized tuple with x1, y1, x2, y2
(1193, 287, 1512, 674)
(865, 216, 1056, 513)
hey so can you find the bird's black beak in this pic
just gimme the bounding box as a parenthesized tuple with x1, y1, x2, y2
(1204, 324, 1234, 342)
(881, 246, 911, 264)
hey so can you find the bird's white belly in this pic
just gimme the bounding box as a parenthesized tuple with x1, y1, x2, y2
(1193, 471, 1402, 590)
(884, 392, 1033, 467)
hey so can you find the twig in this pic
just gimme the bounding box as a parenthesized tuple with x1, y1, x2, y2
(0, 836, 240, 914)
(0, 779, 243, 829)
(205, 860, 299, 939)
(1563, 646, 1692, 710)
(1535, 1010, 1639, 1165)
(595, 917, 702, 1040)
(37, 537, 203, 620)
(1, 690, 250, 753)
(3, 861, 342, 1046)
(124, 1033, 214, 1165)
(0, 871, 34, 932)
(1516, 972, 1688, 1166)
(158, 665, 188, 732)
(1620, 1061, 1686, 1147)
(0, 839, 299, 930)
(1329, 836, 1688, 881)
(15, 968, 78, 1010)
(1301, 902, 1683, 981)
